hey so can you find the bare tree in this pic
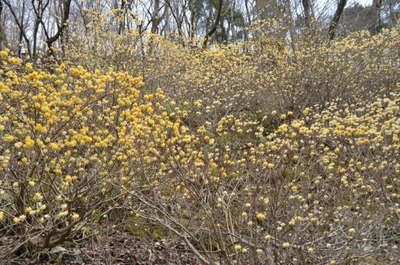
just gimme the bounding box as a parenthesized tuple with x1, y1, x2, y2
(165, 0, 187, 39)
(115, 0, 135, 35)
(31, 0, 50, 58)
(2, 0, 31, 56)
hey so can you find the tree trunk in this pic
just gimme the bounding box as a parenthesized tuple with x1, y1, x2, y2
(32, 0, 50, 58)
(372, 0, 383, 34)
(46, 0, 72, 54)
(203, 0, 224, 48)
(328, 0, 347, 40)
(17, 0, 26, 57)
(302, 0, 312, 28)
(151, 0, 161, 33)
(165, 0, 184, 39)
(387, 0, 399, 27)
(0, 1, 6, 50)
(118, 0, 126, 35)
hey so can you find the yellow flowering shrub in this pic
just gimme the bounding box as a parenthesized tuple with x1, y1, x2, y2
(0, 16, 399, 265)
(0, 52, 200, 255)
(65, 18, 400, 131)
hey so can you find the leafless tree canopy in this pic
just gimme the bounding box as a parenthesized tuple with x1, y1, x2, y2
(0, 0, 398, 54)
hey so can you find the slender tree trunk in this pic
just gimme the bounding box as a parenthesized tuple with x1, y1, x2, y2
(165, 0, 184, 39)
(73, 0, 90, 36)
(203, 0, 224, 48)
(328, 0, 347, 40)
(118, 0, 126, 35)
(0, 1, 6, 50)
(244, 0, 251, 25)
(372, 0, 383, 34)
(388, 0, 399, 27)
(17, 1, 26, 57)
(189, 4, 195, 40)
(160, 8, 171, 37)
(32, 0, 50, 58)
(302, 0, 312, 28)
(46, 0, 72, 54)
(151, 0, 161, 33)
(281, 0, 297, 54)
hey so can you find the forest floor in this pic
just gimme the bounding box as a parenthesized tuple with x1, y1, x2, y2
(1, 225, 201, 265)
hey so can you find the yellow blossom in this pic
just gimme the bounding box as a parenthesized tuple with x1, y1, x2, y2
(264, 234, 272, 240)
(8, 57, 21, 65)
(23, 136, 35, 149)
(234, 244, 242, 251)
(348, 228, 356, 233)
(71, 213, 80, 220)
(3, 135, 15, 142)
(0, 50, 9, 58)
(256, 213, 266, 221)
(282, 242, 290, 248)
(33, 192, 43, 201)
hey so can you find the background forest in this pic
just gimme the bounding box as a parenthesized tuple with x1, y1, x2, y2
(0, 0, 399, 265)
(0, 0, 399, 55)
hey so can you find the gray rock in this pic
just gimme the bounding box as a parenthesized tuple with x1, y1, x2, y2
(50, 246, 68, 254)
